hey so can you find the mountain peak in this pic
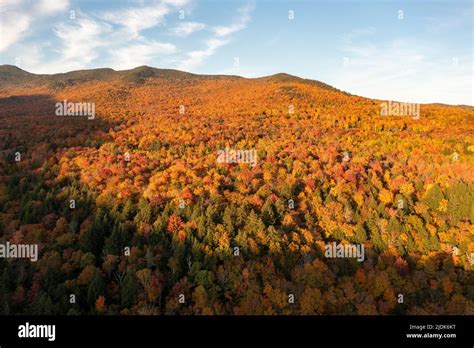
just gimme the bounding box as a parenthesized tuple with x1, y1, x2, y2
(267, 73, 303, 82)
(0, 65, 34, 77)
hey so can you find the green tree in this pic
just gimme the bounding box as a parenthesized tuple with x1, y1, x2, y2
(87, 270, 105, 307)
(121, 270, 137, 308)
(261, 198, 277, 226)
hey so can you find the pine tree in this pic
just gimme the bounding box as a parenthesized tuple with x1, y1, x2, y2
(121, 270, 137, 308)
(122, 199, 135, 220)
(30, 292, 54, 315)
(105, 222, 130, 255)
(222, 205, 235, 235)
(87, 270, 105, 307)
(354, 224, 367, 243)
(261, 198, 276, 226)
(135, 198, 152, 224)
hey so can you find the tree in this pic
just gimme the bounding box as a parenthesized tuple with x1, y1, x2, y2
(261, 197, 277, 226)
(87, 271, 105, 307)
(167, 215, 184, 234)
(30, 292, 54, 315)
(105, 222, 130, 255)
(95, 296, 107, 313)
(121, 271, 137, 308)
(300, 288, 324, 314)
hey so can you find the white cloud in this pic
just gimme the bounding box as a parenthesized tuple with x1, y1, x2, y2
(0, 0, 31, 52)
(100, 0, 188, 39)
(42, 17, 112, 73)
(0, 14, 30, 52)
(55, 18, 109, 60)
(178, 38, 228, 71)
(213, 2, 254, 37)
(1, 0, 254, 74)
(7, 42, 45, 70)
(0, 0, 70, 52)
(35, 0, 69, 15)
(16, 3, 179, 74)
(178, 2, 254, 71)
(333, 29, 473, 105)
(170, 21, 205, 37)
(109, 40, 177, 70)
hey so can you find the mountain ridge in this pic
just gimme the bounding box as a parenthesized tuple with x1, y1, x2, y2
(0, 64, 342, 93)
(1, 65, 472, 107)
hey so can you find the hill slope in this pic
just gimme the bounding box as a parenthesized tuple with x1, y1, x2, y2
(0, 64, 473, 316)
(0, 64, 338, 91)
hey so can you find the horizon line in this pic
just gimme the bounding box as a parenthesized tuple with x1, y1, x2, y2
(1, 64, 473, 108)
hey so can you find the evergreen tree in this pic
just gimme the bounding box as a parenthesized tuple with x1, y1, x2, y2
(121, 270, 137, 308)
(105, 222, 130, 255)
(87, 270, 105, 306)
(261, 198, 277, 226)
(135, 198, 152, 223)
(222, 205, 235, 234)
(30, 292, 54, 315)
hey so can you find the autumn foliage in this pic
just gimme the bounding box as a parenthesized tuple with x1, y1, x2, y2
(0, 66, 473, 315)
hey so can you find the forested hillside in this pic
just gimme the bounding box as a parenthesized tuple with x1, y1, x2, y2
(0, 65, 473, 315)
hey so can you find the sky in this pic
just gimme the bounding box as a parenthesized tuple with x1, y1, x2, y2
(0, 0, 473, 105)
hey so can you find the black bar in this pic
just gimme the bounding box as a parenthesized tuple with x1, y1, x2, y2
(0, 315, 472, 346)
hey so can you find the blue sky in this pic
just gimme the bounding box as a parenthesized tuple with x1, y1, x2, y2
(0, 0, 472, 105)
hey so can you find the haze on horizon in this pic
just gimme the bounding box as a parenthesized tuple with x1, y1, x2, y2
(1, 0, 473, 106)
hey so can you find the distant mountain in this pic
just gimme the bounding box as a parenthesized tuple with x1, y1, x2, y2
(0, 64, 341, 93)
(2, 65, 472, 111)
(0, 65, 36, 85)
